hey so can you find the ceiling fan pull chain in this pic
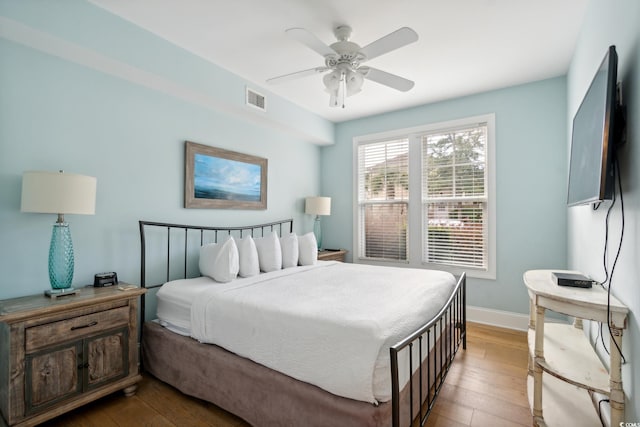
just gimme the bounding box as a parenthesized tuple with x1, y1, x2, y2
(340, 72, 346, 108)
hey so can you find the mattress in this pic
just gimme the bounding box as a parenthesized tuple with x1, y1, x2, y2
(156, 261, 455, 404)
(156, 276, 212, 336)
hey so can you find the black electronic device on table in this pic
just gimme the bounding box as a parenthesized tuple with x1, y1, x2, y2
(94, 272, 118, 287)
(552, 272, 594, 288)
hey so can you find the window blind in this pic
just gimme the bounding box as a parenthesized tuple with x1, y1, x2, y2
(422, 125, 488, 269)
(357, 139, 409, 261)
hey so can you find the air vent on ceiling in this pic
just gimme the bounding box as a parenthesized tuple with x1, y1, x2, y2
(246, 87, 266, 112)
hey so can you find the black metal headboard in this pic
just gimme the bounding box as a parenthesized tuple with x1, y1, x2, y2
(138, 218, 293, 321)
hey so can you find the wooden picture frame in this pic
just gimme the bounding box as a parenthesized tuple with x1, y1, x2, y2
(185, 141, 267, 209)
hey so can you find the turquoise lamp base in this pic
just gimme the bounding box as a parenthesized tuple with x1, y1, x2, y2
(48, 222, 75, 291)
(313, 216, 322, 250)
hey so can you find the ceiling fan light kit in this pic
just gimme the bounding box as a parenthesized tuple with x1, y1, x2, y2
(267, 25, 418, 108)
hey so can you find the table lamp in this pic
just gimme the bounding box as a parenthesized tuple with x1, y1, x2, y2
(305, 196, 331, 249)
(21, 170, 97, 297)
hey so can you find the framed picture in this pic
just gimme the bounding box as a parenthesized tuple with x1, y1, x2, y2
(185, 141, 267, 209)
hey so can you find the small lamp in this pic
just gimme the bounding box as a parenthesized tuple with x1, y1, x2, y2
(305, 196, 331, 249)
(21, 170, 97, 297)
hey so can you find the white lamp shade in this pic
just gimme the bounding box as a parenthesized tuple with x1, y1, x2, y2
(305, 196, 331, 216)
(21, 171, 97, 215)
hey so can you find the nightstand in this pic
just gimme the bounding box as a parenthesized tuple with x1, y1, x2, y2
(317, 249, 348, 262)
(0, 285, 146, 427)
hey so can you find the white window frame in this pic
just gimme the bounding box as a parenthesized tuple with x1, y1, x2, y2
(353, 114, 496, 280)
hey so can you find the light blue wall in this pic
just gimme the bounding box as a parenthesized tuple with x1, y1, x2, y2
(567, 0, 639, 420)
(0, 1, 334, 145)
(0, 1, 332, 299)
(322, 77, 568, 315)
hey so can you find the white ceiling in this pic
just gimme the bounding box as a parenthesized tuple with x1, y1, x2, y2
(89, 0, 588, 123)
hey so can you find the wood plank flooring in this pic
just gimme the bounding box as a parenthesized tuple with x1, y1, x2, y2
(425, 323, 530, 427)
(41, 322, 529, 427)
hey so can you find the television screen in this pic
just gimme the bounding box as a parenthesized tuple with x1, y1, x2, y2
(567, 45, 618, 207)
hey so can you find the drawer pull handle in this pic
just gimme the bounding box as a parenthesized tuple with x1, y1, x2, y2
(70, 321, 98, 331)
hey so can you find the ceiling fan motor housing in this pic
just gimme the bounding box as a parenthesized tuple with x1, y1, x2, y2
(326, 41, 365, 68)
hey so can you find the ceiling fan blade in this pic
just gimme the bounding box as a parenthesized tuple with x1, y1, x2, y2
(266, 67, 328, 85)
(360, 67, 415, 92)
(359, 27, 418, 61)
(286, 28, 337, 57)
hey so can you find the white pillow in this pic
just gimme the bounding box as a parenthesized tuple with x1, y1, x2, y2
(199, 236, 239, 283)
(298, 232, 318, 266)
(280, 233, 299, 268)
(233, 235, 260, 277)
(254, 231, 282, 272)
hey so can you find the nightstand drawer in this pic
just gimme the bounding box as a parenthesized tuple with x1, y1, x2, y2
(26, 306, 130, 353)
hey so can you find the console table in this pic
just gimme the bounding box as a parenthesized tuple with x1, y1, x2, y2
(523, 270, 628, 427)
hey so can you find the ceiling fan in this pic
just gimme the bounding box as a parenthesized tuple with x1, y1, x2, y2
(266, 25, 418, 108)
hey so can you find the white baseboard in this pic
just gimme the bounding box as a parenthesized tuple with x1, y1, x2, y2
(467, 305, 529, 331)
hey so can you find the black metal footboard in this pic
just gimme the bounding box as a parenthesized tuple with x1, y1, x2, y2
(390, 272, 466, 427)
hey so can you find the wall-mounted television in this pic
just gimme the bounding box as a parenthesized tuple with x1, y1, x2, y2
(567, 45, 621, 207)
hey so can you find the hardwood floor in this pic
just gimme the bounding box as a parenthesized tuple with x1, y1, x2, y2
(41, 322, 529, 427)
(425, 323, 530, 427)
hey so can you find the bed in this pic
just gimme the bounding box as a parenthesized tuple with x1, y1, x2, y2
(139, 219, 466, 427)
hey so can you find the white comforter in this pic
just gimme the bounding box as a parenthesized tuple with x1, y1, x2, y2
(184, 261, 455, 404)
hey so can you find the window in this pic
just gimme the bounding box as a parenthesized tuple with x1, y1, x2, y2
(423, 125, 487, 269)
(354, 115, 495, 279)
(357, 139, 409, 261)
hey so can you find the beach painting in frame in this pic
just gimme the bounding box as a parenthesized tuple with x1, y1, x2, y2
(185, 141, 267, 209)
